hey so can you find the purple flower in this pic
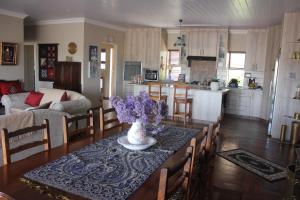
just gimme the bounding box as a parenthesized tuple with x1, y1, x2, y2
(110, 91, 168, 124)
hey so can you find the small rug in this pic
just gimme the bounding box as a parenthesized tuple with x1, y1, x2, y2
(217, 149, 287, 182)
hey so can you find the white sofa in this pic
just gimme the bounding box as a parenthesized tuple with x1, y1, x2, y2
(1, 88, 91, 115)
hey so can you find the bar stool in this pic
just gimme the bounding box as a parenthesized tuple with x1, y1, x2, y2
(173, 84, 193, 124)
(148, 82, 167, 102)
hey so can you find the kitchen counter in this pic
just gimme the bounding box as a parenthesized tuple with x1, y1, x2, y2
(132, 84, 228, 122)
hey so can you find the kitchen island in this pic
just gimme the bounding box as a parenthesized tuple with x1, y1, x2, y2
(132, 84, 229, 122)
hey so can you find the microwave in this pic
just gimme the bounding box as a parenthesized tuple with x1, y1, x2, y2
(144, 69, 159, 81)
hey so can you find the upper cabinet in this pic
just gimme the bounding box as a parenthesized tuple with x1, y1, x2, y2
(124, 28, 166, 69)
(217, 30, 229, 69)
(283, 12, 300, 43)
(187, 29, 218, 57)
(245, 30, 267, 72)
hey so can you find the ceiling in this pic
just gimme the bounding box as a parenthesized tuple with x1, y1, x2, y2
(0, 0, 300, 28)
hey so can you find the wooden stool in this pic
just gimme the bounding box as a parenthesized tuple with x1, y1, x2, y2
(173, 84, 192, 124)
(148, 82, 167, 102)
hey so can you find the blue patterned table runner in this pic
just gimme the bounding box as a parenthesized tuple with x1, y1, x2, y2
(24, 126, 200, 200)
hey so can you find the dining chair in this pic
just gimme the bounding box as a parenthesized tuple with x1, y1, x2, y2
(1, 119, 50, 165)
(63, 110, 95, 144)
(172, 84, 193, 125)
(205, 117, 221, 162)
(157, 146, 194, 200)
(99, 106, 123, 138)
(148, 82, 168, 102)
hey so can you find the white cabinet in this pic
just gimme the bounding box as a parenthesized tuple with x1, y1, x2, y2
(245, 30, 267, 72)
(124, 28, 164, 69)
(225, 89, 263, 118)
(217, 30, 229, 69)
(187, 29, 218, 57)
(283, 12, 300, 43)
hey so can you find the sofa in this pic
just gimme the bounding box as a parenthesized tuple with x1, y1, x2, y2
(1, 88, 91, 115)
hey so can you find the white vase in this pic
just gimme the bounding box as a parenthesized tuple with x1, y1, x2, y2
(210, 82, 220, 91)
(127, 119, 146, 145)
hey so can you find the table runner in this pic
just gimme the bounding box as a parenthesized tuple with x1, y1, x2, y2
(24, 126, 200, 200)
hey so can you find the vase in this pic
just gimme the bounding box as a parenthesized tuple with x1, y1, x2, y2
(127, 119, 146, 145)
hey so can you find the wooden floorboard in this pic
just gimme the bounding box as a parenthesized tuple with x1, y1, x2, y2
(194, 115, 296, 200)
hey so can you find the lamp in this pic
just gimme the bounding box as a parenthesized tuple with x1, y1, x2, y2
(173, 19, 186, 47)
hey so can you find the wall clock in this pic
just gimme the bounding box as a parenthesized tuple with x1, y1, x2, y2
(68, 42, 77, 54)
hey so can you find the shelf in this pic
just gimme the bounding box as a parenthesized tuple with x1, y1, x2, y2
(288, 41, 300, 44)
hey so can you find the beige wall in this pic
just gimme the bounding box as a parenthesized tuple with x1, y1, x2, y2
(0, 14, 24, 82)
(83, 23, 125, 105)
(25, 23, 85, 90)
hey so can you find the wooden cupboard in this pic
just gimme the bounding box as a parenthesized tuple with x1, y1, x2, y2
(53, 61, 81, 93)
(187, 29, 218, 57)
(124, 28, 167, 69)
(245, 30, 268, 72)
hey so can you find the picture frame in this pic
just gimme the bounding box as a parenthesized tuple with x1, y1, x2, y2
(89, 45, 98, 61)
(38, 43, 58, 81)
(0, 42, 18, 65)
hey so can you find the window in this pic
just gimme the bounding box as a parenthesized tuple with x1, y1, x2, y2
(100, 48, 106, 69)
(167, 50, 181, 81)
(227, 52, 246, 86)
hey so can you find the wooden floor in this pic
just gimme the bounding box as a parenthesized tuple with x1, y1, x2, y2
(195, 115, 296, 200)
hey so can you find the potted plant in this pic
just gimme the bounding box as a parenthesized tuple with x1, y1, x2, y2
(210, 78, 220, 91)
(110, 91, 168, 145)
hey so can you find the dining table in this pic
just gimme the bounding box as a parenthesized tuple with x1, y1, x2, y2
(0, 124, 204, 200)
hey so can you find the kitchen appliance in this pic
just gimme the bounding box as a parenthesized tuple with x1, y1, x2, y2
(124, 61, 142, 81)
(267, 57, 280, 136)
(144, 69, 159, 81)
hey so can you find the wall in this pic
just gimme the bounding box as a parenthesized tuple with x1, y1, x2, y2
(24, 23, 85, 90)
(0, 14, 24, 82)
(271, 12, 300, 138)
(83, 22, 125, 105)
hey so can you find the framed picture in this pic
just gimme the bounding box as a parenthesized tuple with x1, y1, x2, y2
(88, 61, 100, 78)
(38, 44, 58, 81)
(0, 42, 18, 65)
(89, 46, 98, 61)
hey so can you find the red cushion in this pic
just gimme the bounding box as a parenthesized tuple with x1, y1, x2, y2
(0, 81, 22, 95)
(60, 91, 70, 102)
(25, 91, 44, 107)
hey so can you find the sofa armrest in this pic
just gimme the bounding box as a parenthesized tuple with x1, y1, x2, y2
(1, 92, 29, 114)
(50, 98, 92, 115)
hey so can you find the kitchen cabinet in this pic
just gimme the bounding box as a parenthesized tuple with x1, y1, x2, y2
(217, 30, 229, 69)
(245, 30, 267, 72)
(283, 12, 300, 43)
(124, 28, 166, 69)
(187, 29, 218, 57)
(225, 89, 263, 119)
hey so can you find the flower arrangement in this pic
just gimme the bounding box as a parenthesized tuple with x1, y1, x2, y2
(110, 91, 168, 125)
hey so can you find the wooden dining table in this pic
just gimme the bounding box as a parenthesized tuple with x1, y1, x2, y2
(0, 125, 203, 200)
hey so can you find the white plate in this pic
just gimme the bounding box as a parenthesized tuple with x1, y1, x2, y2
(117, 136, 157, 151)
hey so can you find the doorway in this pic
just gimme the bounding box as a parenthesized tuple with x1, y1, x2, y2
(24, 44, 36, 91)
(99, 43, 116, 97)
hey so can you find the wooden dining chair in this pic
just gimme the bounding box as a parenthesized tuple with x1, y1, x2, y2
(172, 84, 193, 125)
(205, 117, 221, 162)
(1, 119, 50, 165)
(99, 106, 123, 138)
(157, 146, 194, 200)
(148, 82, 167, 102)
(63, 110, 95, 144)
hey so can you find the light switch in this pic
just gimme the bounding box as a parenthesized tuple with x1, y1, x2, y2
(289, 72, 296, 79)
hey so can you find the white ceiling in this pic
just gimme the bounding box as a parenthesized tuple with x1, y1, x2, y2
(0, 0, 300, 28)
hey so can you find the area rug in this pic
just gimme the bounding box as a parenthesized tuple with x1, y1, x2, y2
(217, 149, 287, 182)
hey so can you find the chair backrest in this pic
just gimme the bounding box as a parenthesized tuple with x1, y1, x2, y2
(63, 110, 95, 144)
(148, 82, 162, 99)
(205, 117, 221, 154)
(173, 84, 190, 100)
(157, 146, 194, 200)
(190, 126, 208, 173)
(1, 119, 50, 165)
(99, 106, 123, 138)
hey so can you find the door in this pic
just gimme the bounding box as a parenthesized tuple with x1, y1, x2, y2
(100, 43, 115, 97)
(24, 45, 35, 91)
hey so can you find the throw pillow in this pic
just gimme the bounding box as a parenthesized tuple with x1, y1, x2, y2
(25, 91, 44, 107)
(0, 81, 22, 95)
(60, 91, 70, 101)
